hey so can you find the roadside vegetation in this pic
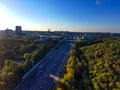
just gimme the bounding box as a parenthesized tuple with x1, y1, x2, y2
(0, 37, 58, 90)
(57, 34, 120, 90)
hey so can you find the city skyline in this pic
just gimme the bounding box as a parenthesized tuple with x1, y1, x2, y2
(0, 0, 120, 33)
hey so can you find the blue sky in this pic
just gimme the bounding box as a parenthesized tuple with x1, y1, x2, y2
(0, 0, 120, 32)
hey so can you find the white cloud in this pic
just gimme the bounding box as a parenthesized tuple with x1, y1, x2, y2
(47, 19, 51, 22)
(96, 0, 101, 5)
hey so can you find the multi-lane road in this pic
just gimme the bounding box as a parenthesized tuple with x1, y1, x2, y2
(15, 40, 73, 90)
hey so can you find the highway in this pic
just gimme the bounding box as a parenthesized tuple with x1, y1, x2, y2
(15, 40, 73, 90)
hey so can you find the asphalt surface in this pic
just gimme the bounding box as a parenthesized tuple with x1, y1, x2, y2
(15, 40, 73, 90)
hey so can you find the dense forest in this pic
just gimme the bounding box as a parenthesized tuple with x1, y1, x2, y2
(0, 37, 58, 90)
(57, 35, 120, 90)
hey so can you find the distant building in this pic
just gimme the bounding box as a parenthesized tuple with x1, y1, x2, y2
(5, 28, 13, 37)
(5, 28, 12, 34)
(40, 35, 60, 41)
(0, 29, 15, 37)
(40, 35, 48, 41)
(50, 35, 61, 40)
(16, 26, 22, 35)
(0, 30, 6, 37)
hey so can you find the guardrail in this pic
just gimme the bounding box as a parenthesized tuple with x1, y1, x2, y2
(23, 40, 64, 79)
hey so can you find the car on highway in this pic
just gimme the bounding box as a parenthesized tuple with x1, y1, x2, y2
(37, 70, 43, 77)
(39, 65, 43, 69)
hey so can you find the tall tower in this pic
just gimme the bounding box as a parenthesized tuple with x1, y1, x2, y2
(48, 28, 50, 32)
(48, 28, 50, 38)
(16, 26, 22, 35)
